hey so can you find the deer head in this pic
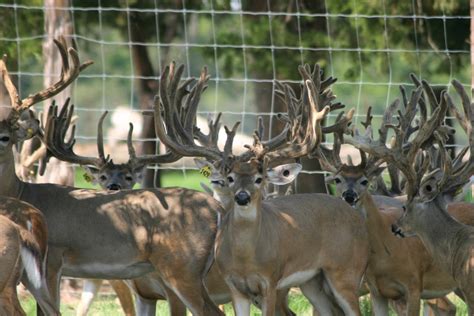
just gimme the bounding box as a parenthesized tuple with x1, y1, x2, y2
(153, 63, 352, 212)
(0, 37, 92, 158)
(315, 106, 386, 206)
(43, 100, 183, 190)
(346, 75, 469, 237)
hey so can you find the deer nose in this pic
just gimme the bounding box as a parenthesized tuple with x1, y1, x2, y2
(391, 224, 405, 238)
(342, 190, 358, 205)
(235, 191, 251, 206)
(107, 183, 121, 191)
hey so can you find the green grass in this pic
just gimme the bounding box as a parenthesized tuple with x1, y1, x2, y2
(74, 169, 208, 192)
(21, 292, 469, 315)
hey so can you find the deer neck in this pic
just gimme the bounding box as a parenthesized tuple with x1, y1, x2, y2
(228, 199, 263, 257)
(358, 193, 394, 256)
(213, 191, 234, 211)
(409, 199, 468, 276)
(0, 149, 24, 198)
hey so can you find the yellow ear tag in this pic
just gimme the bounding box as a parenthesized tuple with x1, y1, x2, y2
(26, 128, 34, 138)
(455, 186, 463, 197)
(199, 166, 211, 178)
(83, 173, 93, 183)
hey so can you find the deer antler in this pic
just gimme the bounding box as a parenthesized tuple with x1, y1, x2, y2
(43, 99, 110, 168)
(245, 64, 349, 166)
(126, 121, 182, 167)
(346, 75, 448, 199)
(431, 79, 474, 194)
(1, 37, 93, 124)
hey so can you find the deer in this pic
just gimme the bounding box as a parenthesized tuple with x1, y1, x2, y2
(314, 94, 460, 315)
(153, 63, 370, 316)
(0, 39, 234, 316)
(49, 111, 145, 316)
(0, 196, 58, 315)
(346, 76, 474, 314)
(61, 71, 296, 316)
(10, 109, 140, 316)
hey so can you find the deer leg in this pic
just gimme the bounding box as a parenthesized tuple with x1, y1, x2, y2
(323, 270, 361, 316)
(261, 287, 277, 316)
(161, 284, 187, 316)
(369, 293, 390, 316)
(21, 273, 59, 316)
(134, 294, 158, 316)
(76, 279, 102, 316)
(162, 277, 223, 316)
(275, 289, 295, 316)
(405, 287, 422, 316)
(109, 280, 135, 316)
(228, 284, 251, 316)
(36, 249, 63, 316)
(300, 276, 343, 316)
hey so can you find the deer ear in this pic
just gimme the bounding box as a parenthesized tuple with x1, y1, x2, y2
(266, 163, 302, 185)
(82, 166, 100, 185)
(12, 110, 40, 142)
(132, 164, 146, 183)
(325, 175, 336, 184)
(419, 178, 439, 201)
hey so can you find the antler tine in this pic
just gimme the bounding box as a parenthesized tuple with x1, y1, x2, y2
(257, 116, 265, 140)
(0, 55, 21, 108)
(126, 121, 181, 166)
(361, 106, 373, 129)
(183, 67, 209, 140)
(153, 64, 223, 163)
(43, 100, 106, 168)
(219, 122, 241, 169)
(127, 123, 137, 161)
(19, 37, 93, 112)
(194, 112, 222, 150)
(97, 111, 109, 163)
(434, 80, 474, 193)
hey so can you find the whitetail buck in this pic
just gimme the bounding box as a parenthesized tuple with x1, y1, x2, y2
(315, 99, 459, 315)
(12, 111, 137, 316)
(347, 77, 474, 313)
(0, 196, 57, 315)
(67, 72, 296, 316)
(154, 63, 369, 316)
(0, 39, 230, 316)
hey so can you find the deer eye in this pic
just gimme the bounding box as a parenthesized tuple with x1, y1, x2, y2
(227, 176, 234, 183)
(100, 175, 107, 181)
(360, 179, 369, 186)
(0, 136, 10, 142)
(255, 177, 263, 184)
(334, 178, 342, 184)
(125, 176, 133, 181)
(211, 180, 225, 186)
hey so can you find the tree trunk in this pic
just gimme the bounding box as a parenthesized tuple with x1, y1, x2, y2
(35, 0, 75, 186)
(129, 14, 161, 188)
(243, 0, 328, 194)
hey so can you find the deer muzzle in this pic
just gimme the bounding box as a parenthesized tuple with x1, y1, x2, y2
(235, 190, 251, 206)
(107, 183, 122, 191)
(391, 224, 405, 238)
(342, 190, 359, 206)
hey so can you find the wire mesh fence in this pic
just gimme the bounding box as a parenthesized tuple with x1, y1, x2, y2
(0, 0, 471, 186)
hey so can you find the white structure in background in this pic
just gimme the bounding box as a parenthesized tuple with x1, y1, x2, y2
(107, 106, 144, 148)
(105, 109, 254, 166)
(194, 114, 253, 154)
